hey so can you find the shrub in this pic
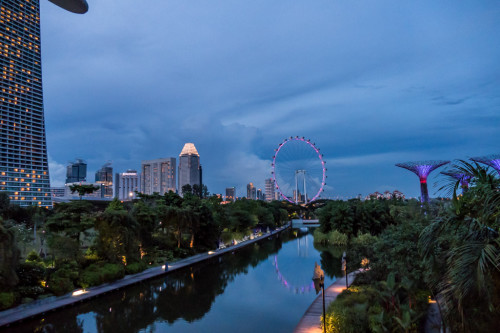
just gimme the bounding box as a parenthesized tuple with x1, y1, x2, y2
(17, 286, 44, 298)
(125, 261, 147, 275)
(48, 275, 74, 296)
(16, 262, 46, 286)
(328, 230, 348, 246)
(313, 228, 328, 244)
(79, 263, 125, 288)
(26, 250, 42, 262)
(0, 292, 15, 310)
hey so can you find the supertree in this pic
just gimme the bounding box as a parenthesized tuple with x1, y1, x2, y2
(441, 171, 472, 193)
(395, 160, 450, 203)
(470, 154, 500, 175)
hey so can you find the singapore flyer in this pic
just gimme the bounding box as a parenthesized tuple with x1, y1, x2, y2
(271, 136, 326, 204)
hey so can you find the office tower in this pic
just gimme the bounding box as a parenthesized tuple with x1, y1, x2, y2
(257, 188, 263, 200)
(115, 170, 140, 200)
(0, 0, 87, 208)
(178, 143, 201, 195)
(66, 159, 87, 183)
(95, 163, 113, 198)
(141, 157, 176, 195)
(50, 187, 65, 198)
(396, 160, 449, 203)
(246, 182, 256, 200)
(265, 178, 275, 202)
(225, 187, 236, 202)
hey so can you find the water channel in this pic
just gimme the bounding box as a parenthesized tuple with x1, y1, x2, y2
(6, 227, 345, 333)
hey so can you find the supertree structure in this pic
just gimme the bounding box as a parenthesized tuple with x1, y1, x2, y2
(470, 154, 500, 175)
(395, 160, 450, 203)
(441, 171, 472, 193)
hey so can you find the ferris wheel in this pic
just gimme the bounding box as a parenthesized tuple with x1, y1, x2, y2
(271, 136, 327, 204)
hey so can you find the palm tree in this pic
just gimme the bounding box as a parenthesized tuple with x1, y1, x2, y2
(419, 160, 500, 332)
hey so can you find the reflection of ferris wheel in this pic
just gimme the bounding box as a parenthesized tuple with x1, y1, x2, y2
(272, 137, 327, 204)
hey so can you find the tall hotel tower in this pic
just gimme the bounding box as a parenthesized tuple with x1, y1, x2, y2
(178, 143, 201, 195)
(141, 157, 176, 195)
(0, 0, 87, 207)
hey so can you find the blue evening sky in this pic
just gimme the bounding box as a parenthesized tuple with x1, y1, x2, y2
(40, 0, 500, 199)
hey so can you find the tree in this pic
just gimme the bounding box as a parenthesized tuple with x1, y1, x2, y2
(0, 219, 20, 290)
(95, 199, 139, 263)
(45, 201, 94, 243)
(69, 184, 99, 200)
(181, 184, 193, 196)
(419, 161, 500, 332)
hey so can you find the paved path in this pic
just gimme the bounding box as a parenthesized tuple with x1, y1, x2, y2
(294, 270, 361, 333)
(0, 224, 290, 328)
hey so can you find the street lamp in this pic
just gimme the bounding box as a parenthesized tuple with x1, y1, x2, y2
(342, 251, 348, 289)
(312, 262, 326, 333)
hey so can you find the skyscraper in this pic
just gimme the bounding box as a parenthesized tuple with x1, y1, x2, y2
(95, 163, 113, 198)
(246, 182, 256, 200)
(178, 143, 201, 195)
(0, 0, 87, 208)
(66, 159, 87, 183)
(265, 178, 275, 202)
(225, 187, 236, 202)
(141, 157, 176, 195)
(115, 170, 140, 200)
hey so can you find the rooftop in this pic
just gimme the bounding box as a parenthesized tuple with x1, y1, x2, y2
(179, 143, 199, 156)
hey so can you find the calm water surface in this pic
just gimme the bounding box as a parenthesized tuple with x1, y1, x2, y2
(8, 228, 344, 333)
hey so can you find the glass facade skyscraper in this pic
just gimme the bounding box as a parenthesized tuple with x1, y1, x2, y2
(178, 143, 201, 196)
(0, 0, 51, 207)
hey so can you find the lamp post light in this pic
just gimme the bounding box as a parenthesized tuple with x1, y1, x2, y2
(312, 262, 326, 333)
(342, 251, 348, 289)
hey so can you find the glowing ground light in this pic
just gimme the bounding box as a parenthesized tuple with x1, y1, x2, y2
(72, 289, 88, 296)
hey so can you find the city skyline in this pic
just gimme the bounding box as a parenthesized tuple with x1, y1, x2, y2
(39, 0, 500, 200)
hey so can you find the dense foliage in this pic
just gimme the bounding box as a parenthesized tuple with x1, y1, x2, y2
(0, 191, 290, 310)
(319, 161, 500, 333)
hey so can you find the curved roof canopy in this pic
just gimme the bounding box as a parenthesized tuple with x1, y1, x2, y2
(48, 0, 89, 14)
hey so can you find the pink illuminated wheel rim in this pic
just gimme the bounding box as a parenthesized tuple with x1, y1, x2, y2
(271, 136, 326, 204)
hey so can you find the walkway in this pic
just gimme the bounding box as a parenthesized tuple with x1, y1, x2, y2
(294, 270, 361, 333)
(0, 223, 290, 328)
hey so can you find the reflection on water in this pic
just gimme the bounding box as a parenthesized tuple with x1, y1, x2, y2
(7, 229, 344, 333)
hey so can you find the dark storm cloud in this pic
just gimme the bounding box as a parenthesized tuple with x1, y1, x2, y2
(41, 0, 500, 198)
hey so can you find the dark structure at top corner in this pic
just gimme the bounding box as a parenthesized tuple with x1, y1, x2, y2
(48, 0, 88, 14)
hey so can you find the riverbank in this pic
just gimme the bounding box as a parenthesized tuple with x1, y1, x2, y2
(294, 269, 361, 333)
(0, 223, 291, 328)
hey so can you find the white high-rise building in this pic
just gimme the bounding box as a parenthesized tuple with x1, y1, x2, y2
(115, 170, 141, 200)
(141, 158, 176, 195)
(178, 143, 201, 195)
(265, 178, 275, 202)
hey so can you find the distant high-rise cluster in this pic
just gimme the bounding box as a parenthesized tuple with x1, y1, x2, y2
(225, 187, 236, 202)
(265, 178, 274, 202)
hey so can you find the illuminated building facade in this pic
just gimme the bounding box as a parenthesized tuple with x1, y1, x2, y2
(225, 187, 235, 202)
(246, 182, 256, 200)
(141, 157, 176, 195)
(95, 163, 113, 198)
(0, 0, 87, 208)
(178, 143, 201, 195)
(396, 160, 449, 203)
(0, 0, 51, 207)
(115, 169, 140, 200)
(265, 178, 274, 202)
